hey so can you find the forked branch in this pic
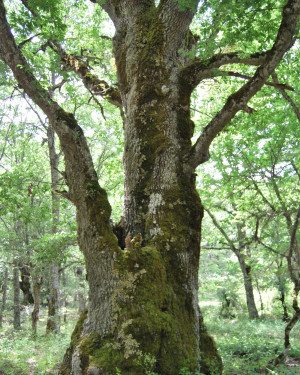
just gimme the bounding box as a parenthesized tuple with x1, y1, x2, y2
(19, 0, 122, 109)
(187, 0, 300, 169)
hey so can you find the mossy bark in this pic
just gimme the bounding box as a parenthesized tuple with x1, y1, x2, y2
(60, 4, 222, 375)
(60, 245, 222, 375)
(0, 2, 222, 374)
(2, 1, 300, 373)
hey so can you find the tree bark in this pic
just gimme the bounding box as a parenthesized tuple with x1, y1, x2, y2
(279, 291, 289, 322)
(75, 267, 87, 314)
(19, 262, 34, 305)
(31, 268, 43, 334)
(13, 259, 21, 330)
(272, 205, 300, 366)
(238, 256, 259, 319)
(1, 0, 299, 374)
(0, 265, 9, 328)
(102, 7, 217, 373)
(46, 123, 61, 334)
(46, 261, 61, 333)
(255, 277, 264, 314)
(78, 291, 86, 314)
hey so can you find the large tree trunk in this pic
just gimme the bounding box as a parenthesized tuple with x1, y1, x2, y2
(59, 8, 222, 374)
(1, 0, 298, 374)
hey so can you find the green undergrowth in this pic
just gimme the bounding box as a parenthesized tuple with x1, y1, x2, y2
(1, 305, 300, 375)
(201, 303, 300, 375)
(0, 308, 78, 375)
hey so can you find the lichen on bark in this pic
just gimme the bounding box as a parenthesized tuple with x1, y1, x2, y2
(60, 243, 221, 375)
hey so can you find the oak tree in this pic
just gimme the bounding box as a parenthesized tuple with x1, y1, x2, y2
(0, 0, 299, 374)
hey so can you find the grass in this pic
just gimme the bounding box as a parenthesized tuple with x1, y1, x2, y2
(0, 308, 77, 375)
(201, 303, 300, 375)
(0, 305, 299, 375)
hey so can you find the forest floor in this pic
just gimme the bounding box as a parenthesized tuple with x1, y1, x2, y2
(201, 301, 300, 375)
(0, 308, 77, 375)
(0, 306, 299, 374)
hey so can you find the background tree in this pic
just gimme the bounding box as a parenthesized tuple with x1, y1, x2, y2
(205, 206, 259, 319)
(198, 54, 300, 362)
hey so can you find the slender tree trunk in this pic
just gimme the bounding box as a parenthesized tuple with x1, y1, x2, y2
(13, 259, 21, 330)
(279, 291, 289, 322)
(284, 288, 300, 350)
(235, 221, 259, 320)
(46, 123, 61, 334)
(31, 268, 43, 334)
(206, 209, 259, 319)
(272, 287, 300, 366)
(19, 262, 34, 305)
(0, 265, 9, 328)
(238, 255, 259, 319)
(46, 261, 60, 333)
(255, 277, 264, 314)
(272, 207, 300, 366)
(61, 298, 67, 323)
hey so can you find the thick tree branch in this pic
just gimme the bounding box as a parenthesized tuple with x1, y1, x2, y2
(158, 0, 198, 57)
(182, 51, 269, 88)
(94, 0, 155, 28)
(187, 0, 300, 169)
(0, 0, 108, 206)
(52, 43, 122, 108)
(19, 0, 122, 110)
(0, 8, 53, 115)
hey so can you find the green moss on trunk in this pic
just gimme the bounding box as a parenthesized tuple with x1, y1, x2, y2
(59, 309, 88, 375)
(199, 315, 223, 375)
(59, 245, 220, 375)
